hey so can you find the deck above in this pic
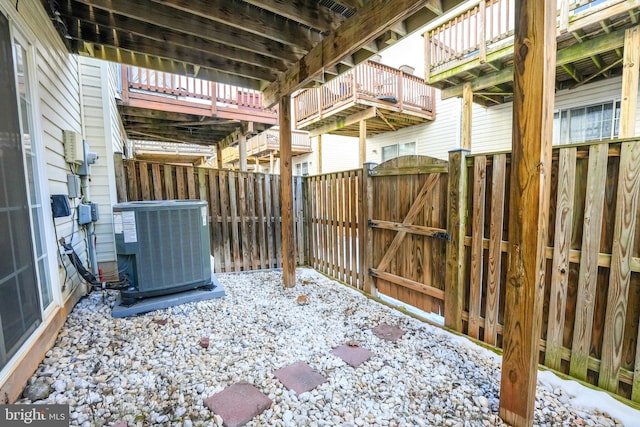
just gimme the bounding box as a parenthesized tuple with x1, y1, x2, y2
(294, 61, 435, 137)
(221, 128, 311, 168)
(119, 66, 276, 146)
(425, 0, 640, 105)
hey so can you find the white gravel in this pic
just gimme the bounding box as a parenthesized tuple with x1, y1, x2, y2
(19, 268, 634, 426)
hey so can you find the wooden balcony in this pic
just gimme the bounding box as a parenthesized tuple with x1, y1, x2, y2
(425, 0, 640, 105)
(119, 66, 276, 146)
(294, 61, 435, 137)
(246, 128, 311, 159)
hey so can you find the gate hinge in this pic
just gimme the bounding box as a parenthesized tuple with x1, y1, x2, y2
(433, 231, 451, 241)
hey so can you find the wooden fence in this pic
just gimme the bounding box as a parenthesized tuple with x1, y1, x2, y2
(123, 139, 640, 403)
(456, 138, 640, 402)
(123, 160, 305, 273)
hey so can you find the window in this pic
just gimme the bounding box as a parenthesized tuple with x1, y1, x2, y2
(14, 37, 53, 310)
(295, 162, 310, 176)
(381, 141, 416, 162)
(553, 101, 620, 145)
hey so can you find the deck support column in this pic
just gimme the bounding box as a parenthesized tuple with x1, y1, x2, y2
(279, 95, 296, 287)
(239, 134, 247, 172)
(461, 82, 472, 150)
(359, 120, 367, 165)
(270, 152, 275, 174)
(499, 1, 556, 426)
(216, 144, 223, 169)
(317, 134, 323, 174)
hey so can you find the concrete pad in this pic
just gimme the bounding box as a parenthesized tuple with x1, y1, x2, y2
(274, 361, 327, 394)
(331, 345, 373, 367)
(204, 382, 272, 427)
(372, 323, 406, 342)
(111, 274, 225, 318)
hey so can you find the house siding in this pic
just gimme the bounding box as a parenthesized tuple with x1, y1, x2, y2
(0, 1, 120, 402)
(367, 93, 461, 162)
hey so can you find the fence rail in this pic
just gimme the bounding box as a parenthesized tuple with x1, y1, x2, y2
(123, 160, 305, 273)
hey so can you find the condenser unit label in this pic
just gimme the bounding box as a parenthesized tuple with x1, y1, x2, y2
(201, 206, 207, 226)
(113, 212, 123, 234)
(122, 211, 138, 243)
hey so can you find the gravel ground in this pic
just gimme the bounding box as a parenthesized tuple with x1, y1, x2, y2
(18, 268, 633, 426)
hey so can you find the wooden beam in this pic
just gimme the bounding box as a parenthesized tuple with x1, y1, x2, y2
(600, 25, 640, 396)
(87, 45, 264, 90)
(309, 106, 377, 136)
(263, 0, 441, 106)
(441, 27, 627, 99)
(69, 0, 306, 63)
(154, 0, 320, 49)
(499, 1, 556, 426)
(279, 95, 296, 287)
(242, 0, 346, 33)
(359, 119, 367, 165)
(461, 82, 472, 150)
(62, 3, 291, 70)
(216, 144, 223, 169)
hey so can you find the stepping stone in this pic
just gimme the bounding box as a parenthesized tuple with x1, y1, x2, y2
(372, 323, 406, 342)
(274, 361, 327, 394)
(332, 345, 373, 367)
(203, 382, 272, 427)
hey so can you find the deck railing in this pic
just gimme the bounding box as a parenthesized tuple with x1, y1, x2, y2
(132, 140, 215, 156)
(294, 61, 434, 125)
(425, 0, 621, 80)
(124, 66, 273, 111)
(221, 146, 239, 164)
(246, 128, 312, 157)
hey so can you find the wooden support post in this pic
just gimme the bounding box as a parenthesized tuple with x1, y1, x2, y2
(279, 95, 296, 288)
(600, 25, 640, 396)
(216, 145, 223, 169)
(270, 152, 275, 174)
(113, 153, 128, 202)
(444, 149, 469, 332)
(499, 1, 556, 426)
(359, 120, 367, 165)
(239, 134, 248, 172)
(360, 162, 376, 294)
(462, 82, 473, 150)
(478, 0, 487, 64)
(317, 134, 323, 174)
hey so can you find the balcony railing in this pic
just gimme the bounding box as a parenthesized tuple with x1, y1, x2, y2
(246, 128, 311, 157)
(294, 61, 434, 125)
(425, 0, 629, 81)
(221, 146, 239, 164)
(124, 66, 275, 112)
(132, 140, 215, 156)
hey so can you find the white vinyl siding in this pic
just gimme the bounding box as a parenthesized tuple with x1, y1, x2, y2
(367, 93, 460, 161)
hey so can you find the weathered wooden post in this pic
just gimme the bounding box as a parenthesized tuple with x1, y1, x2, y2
(499, 0, 557, 425)
(444, 148, 469, 332)
(279, 94, 296, 287)
(360, 162, 376, 295)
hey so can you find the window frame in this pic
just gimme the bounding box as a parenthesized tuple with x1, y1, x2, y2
(553, 99, 621, 145)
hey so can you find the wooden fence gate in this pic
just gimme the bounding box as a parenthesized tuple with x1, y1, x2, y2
(367, 156, 449, 316)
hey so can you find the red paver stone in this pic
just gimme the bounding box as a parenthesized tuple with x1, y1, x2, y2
(274, 361, 327, 394)
(203, 382, 272, 427)
(372, 323, 406, 342)
(331, 345, 373, 367)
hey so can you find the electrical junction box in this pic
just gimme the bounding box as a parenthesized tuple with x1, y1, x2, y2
(67, 174, 81, 198)
(77, 203, 92, 225)
(63, 130, 84, 165)
(51, 194, 71, 218)
(90, 202, 99, 222)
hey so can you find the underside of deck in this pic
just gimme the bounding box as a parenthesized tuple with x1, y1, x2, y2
(297, 101, 434, 137)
